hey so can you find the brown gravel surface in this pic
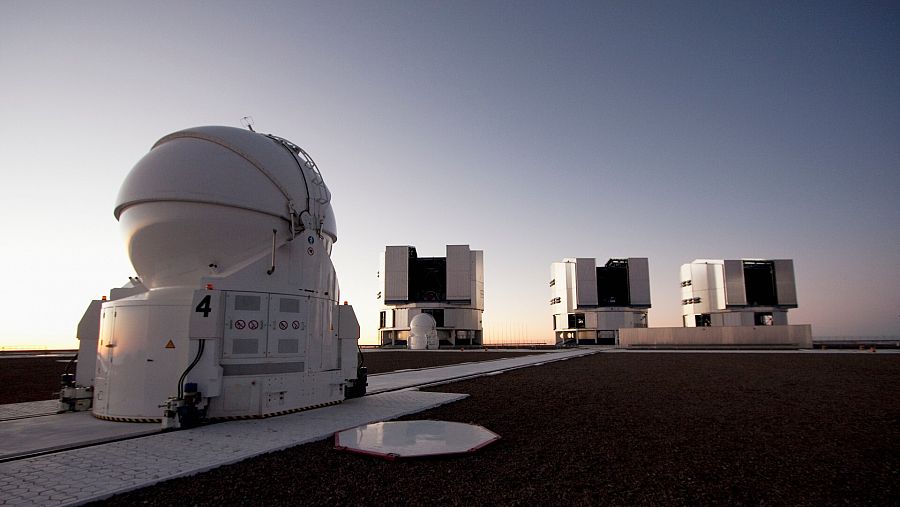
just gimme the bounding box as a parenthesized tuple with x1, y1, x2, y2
(96, 352, 899, 506)
(0, 356, 75, 404)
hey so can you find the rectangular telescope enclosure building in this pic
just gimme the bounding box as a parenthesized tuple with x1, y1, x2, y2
(550, 258, 650, 345)
(378, 245, 484, 347)
(681, 259, 798, 327)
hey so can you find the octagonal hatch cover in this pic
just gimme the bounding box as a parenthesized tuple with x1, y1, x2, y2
(334, 420, 500, 460)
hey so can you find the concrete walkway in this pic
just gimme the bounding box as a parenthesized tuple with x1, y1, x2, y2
(366, 347, 598, 393)
(0, 348, 599, 506)
(0, 390, 466, 506)
(0, 412, 159, 461)
(0, 401, 59, 422)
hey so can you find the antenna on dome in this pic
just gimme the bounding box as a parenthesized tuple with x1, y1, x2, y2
(240, 116, 255, 132)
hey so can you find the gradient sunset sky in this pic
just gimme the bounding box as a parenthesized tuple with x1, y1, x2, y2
(1, 1, 898, 348)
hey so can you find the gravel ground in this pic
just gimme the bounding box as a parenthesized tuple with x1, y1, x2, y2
(94, 352, 899, 506)
(0, 351, 540, 405)
(0, 356, 75, 404)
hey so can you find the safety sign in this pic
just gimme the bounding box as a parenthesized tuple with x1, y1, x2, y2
(279, 320, 288, 330)
(248, 320, 260, 330)
(234, 319, 246, 330)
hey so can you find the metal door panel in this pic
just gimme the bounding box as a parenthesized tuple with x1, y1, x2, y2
(267, 294, 309, 358)
(223, 292, 269, 358)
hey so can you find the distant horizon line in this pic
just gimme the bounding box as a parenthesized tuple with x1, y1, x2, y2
(4, 334, 900, 352)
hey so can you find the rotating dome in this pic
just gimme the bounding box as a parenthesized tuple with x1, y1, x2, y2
(84, 125, 363, 424)
(115, 126, 337, 288)
(409, 313, 438, 350)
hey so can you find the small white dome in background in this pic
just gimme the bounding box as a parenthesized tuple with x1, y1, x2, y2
(409, 313, 438, 350)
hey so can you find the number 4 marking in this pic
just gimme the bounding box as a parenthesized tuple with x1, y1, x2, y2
(195, 295, 212, 317)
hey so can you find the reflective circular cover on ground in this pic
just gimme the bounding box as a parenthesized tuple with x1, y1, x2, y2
(334, 420, 500, 460)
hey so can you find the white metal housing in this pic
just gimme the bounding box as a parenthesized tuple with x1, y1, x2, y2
(378, 245, 484, 347)
(408, 313, 439, 350)
(87, 126, 361, 422)
(680, 259, 798, 328)
(550, 257, 651, 345)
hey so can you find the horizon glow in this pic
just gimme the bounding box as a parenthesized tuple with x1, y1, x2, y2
(1, 1, 898, 349)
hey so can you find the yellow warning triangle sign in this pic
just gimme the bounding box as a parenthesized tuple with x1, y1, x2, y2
(165, 339, 176, 349)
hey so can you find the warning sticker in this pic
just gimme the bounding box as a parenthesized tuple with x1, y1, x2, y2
(292, 320, 300, 330)
(165, 339, 176, 349)
(307, 247, 315, 256)
(248, 320, 260, 330)
(279, 321, 288, 330)
(234, 319, 246, 330)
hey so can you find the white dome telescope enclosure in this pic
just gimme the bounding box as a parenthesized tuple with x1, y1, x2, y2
(408, 313, 439, 350)
(76, 126, 364, 427)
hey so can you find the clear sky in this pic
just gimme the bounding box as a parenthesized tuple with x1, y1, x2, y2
(1, 0, 898, 349)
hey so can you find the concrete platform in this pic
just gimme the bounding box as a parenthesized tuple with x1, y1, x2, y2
(0, 348, 600, 506)
(0, 412, 159, 461)
(0, 390, 467, 506)
(619, 324, 813, 348)
(0, 400, 59, 422)
(366, 348, 599, 393)
(0, 349, 596, 461)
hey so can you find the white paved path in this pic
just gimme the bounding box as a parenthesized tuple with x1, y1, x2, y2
(366, 348, 599, 393)
(0, 390, 466, 506)
(0, 401, 58, 422)
(0, 412, 159, 461)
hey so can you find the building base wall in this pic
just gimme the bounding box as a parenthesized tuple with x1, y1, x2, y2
(683, 308, 789, 327)
(379, 328, 483, 348)
(553, 309, 648, 346)
(619, 325, 812, 348)
(555, 329, 620, 346)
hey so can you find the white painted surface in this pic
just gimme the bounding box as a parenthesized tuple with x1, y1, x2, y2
(378, 244, 485, 346)
(336, 420, 499, 458)
(446, 245, 472, 301)
(383, 246, 410, 302)
(92, 126, 360, 421)
(408, 313, 438, 350)
(574, 258, 598, 307)
(366, 348, 598, 393)
(0, 412, 158, 460)
(627, 257, 651, 307)
(619, 325, 813, 348)
(0, 401, 59, 422)
(551, 257, 652, 344)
